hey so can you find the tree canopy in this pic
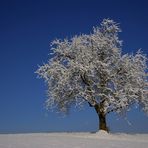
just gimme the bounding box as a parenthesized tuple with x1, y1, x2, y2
(36, 19, 148, 131)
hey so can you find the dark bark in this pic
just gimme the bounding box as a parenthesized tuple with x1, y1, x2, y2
(94, 104, 108, 132)
(99, 113, 108, 131)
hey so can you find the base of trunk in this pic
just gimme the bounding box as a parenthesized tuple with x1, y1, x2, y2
(94, 104, 109, 132)
(99, 113, 108, 132)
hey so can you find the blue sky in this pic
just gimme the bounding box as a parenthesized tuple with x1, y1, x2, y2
(0, 0, 148, 133)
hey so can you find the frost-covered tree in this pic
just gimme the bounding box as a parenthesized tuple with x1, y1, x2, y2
(36, 19, 148, 132)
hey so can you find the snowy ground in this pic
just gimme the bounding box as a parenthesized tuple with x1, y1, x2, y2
(0, 131, 148, 148)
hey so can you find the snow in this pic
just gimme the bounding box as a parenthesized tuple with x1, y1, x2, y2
(36, 19, 148, 116)
(0, 132, 148, 148)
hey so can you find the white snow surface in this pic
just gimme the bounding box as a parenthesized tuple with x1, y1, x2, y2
(0, 131, 148, 148)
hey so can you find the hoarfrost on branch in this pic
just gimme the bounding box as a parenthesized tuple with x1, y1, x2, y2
(36, 19, 148, 116)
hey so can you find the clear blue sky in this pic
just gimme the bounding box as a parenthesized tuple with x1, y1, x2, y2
(0, 0, 148, 134)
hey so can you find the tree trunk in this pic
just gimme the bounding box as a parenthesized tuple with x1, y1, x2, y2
(99, 113, 108, 131)
(94, 105, 108, 132)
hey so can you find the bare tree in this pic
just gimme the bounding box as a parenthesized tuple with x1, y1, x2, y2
(36, 19, 148, 132)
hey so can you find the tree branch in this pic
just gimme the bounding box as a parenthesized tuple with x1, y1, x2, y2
(81, 72, 90, 86)
(80, 72, 98, 107)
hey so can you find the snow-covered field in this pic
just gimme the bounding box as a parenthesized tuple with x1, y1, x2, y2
(0, 131, 148, 148)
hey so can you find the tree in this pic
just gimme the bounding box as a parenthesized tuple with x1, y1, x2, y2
(36, 19, 148, 132)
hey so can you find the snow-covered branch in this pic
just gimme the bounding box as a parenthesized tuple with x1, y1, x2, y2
(36, 19, 148, 116)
